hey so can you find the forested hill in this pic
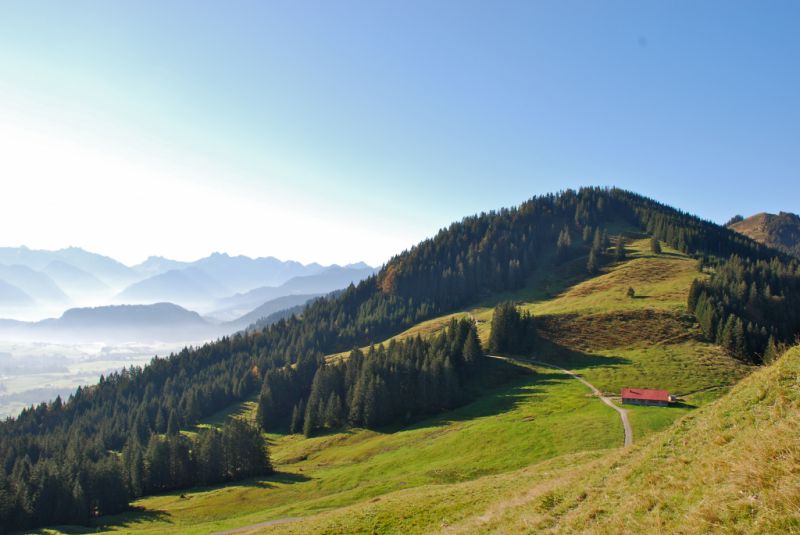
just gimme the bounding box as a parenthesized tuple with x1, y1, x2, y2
(1, 187, 798, 532)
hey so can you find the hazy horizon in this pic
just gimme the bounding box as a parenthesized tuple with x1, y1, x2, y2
(2, 1, 797, 268)
(0, 243, 377, 270)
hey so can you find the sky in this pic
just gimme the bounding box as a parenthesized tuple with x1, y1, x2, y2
(0, 1, 798, 267)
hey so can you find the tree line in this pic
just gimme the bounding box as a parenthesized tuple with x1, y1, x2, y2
(258, 317, 488, 436)
(0, 418, 270, 533)
(689, 255, 800, 363)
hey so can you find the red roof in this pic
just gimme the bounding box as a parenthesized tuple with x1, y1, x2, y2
(621, 388, 670, 402)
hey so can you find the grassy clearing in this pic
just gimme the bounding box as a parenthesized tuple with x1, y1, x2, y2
(525, 238, 700, 317)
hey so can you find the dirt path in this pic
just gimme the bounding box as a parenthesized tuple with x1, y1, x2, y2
(209, 516, 301, 534)
(490, 355, 633, 447)
(210, 356, 631, 535)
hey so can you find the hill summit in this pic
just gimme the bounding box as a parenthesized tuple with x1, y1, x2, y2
(728, 211, 800, 258)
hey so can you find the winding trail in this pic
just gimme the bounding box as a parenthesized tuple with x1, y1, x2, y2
(209, 355, 631, 535)
(491, 355, 633, 448)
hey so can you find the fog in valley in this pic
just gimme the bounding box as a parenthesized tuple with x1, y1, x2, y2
(0, 245, 376, 418)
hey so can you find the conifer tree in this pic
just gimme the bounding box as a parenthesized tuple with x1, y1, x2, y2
(167, 410, 179, 436)
(615, 236, 626, 261)
(650, 237, 662, 254)
(592, 227, 603, 252)
(195, 428, 224, 485)
(587, 247, 599, 274)
(70, 480, 88, 525)
(763, 335, 781, 364)
(289, 401, 304, 434)
(462, 327, 483, 367)
(556, 226, 572, 260)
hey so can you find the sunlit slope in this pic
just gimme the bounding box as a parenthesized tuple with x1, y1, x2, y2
(445, 344, 800, 534)
(265, 348, 797, 534)
(335, 238, 750, 435)
(90, 360, 620, 534)
(524, 239, 752, 435)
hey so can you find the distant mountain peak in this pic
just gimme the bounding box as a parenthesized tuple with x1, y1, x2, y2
(728, 211, 800, 258)
(345, 261, 372, 270)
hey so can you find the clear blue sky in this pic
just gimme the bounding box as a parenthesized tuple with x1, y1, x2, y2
(0, 1, 798, 265)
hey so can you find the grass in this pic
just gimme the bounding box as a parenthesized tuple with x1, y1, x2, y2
(79, 360, 621, 534)
(46, 236, 757, 534)
(238, 349, 799, 535)
(444, 344, 800, 534)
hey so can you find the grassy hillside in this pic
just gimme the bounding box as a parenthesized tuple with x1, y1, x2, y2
(336, 238, 749, 436)
(243, 353, 795, 535)
(443, 343, 800, 534)
(75, 360, 620, 534)
(48, 237, 754, 535)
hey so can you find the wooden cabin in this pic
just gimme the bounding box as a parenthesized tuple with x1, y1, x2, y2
(621, 387, 671, 407)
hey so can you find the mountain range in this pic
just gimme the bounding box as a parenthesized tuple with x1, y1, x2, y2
(0, 294, 323, 343)
(208, 265, 377, 320)
(0, 246, 376, 327)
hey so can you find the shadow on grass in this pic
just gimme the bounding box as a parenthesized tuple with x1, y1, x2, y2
(534, 338, 631, 371)
(668, 400, 698, 409)
(244, 470, 312, 488)
(392, 359, 590, 433)
(66, 471, 312, 534)
(478, 248, 599, 307)
(34, 507, 171, 534)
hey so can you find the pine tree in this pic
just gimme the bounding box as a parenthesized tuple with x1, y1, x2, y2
(592, 228, 603, 252)
(587, 247, 599, 274)
(763, 335, 780, 364)
(128, 443, 144, 498)
(289, 403, 301, 434)
(154, 407, 166, 433)
(167, 436, 193, 488)
(556, 226, 572, 260)
(70, 480, 89, 525)
(650, 237, 662, 254)
(732, 317, 747, 359)
(324, 393, 343, 429)
(195, 428, 224, 485)
(348, 376, 366, 426)
(363, 377, 379, 428)
(256, 388, 274, 431)
(167, 410, 179, 436)
(144, 435, 170, 492)
(614, 236, 626, 261)
(303, 398, 319, 437)
(687, 279, 703, 312)
(462, 327, 483, 367)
